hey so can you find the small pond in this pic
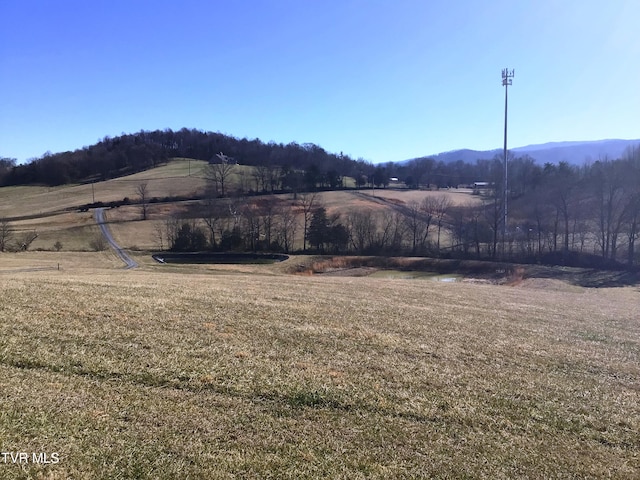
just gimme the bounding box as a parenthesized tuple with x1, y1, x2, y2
(368, 270, 462, 282)
(152, 252, 289, 264)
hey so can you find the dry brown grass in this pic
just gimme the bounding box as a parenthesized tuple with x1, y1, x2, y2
(0, 265, 638, 478)
(317, 189, 480, 219)
(103, 190, 480, 254)
(1, 158, 483, 256)
(0, 159, 209, 219)
(8, 212, 100, 252)
(355, 187, 482, 207)
(0, 251, 125, 272)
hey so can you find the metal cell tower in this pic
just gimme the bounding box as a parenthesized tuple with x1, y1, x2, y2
(501, 68, 514, 257)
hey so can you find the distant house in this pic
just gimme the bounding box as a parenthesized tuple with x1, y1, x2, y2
(472, 181, 492, 195)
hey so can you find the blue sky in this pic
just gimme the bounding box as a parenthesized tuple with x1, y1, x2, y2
(1, 0, 638, 164)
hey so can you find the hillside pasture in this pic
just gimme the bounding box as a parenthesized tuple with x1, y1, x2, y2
(97, 205, 193, 252)
(0, 268, 638, 478)
(103, 189, 477, 253)
(7, 211, 102, 252)
(1, 159, 485, 255)
(353, 187, 482, 207)
(0, 159, 209, 219)
(92, 188, 482, 254)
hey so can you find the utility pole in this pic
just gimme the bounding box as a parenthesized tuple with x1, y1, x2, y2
(501, 68, 514, 258)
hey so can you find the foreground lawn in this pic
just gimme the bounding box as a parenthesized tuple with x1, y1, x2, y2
(0, 269, 638, 478)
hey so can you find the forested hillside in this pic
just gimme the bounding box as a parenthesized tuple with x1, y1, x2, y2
(0, 128, 528, 189)
(0, 129, 362, 187)
(6, 128, 638, 193)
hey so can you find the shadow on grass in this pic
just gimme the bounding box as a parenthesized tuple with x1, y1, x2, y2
(3, 355, 440, 424)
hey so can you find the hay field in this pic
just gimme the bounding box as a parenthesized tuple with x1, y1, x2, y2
(9, 211, 102, 252)
(0, 251, 125, 272)
(0, 159, 209, 219)
(318, 189, 481, 217)
(0, 159, 477, 223)
(1, 158, 483, 255)
(354, 188, 482, 207)
(103, 189, 476, 253)
(0, 263, 638, 478)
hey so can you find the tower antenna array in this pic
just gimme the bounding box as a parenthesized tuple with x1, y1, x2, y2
(501, 68, 514, 256)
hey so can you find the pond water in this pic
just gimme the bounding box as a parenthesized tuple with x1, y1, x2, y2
(368, 270, 462, 282)
(152, 252, 289, 265)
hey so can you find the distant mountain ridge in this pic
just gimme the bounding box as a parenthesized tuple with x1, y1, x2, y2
(406, 139, 640, 165)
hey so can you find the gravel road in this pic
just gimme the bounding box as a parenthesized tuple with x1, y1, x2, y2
(94, 208, 138, 269)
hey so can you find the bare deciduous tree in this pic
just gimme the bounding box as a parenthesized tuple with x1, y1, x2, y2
(347, 210, 376, 254)
(90, 234, 107, 251)
(259, 196, 279, 249)
(206, 159, 235, 197)
(299, 193, 318, 252)
(241, 200, 261, 252)
(235, 169, 251, 195)
(403, 201, 423, 254)
(253, 164, 270, 193)
(267, 165, 281, 192)
(276, 202, 298, 253)
(0, 219, 12, 252)
(423, 195, 452, 251)
(163, 217, 181, 251)
(153, 222, 165, 251)
(376, 210, 405, 253)
(383, 211, 407, 253)
(136, 182, 150, 220)
(400, 199, 434, 254)
(18, 230, 38, 251)
(201, 196, 224, 249)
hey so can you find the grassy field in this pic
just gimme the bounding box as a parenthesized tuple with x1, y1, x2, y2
(1, 161, 638, 477)
(0, 159, 210, 220)
(100, 188, 480, 253)
(356, 188, 481, 207)
(0, 254, 638, 478)
(4, 199, 467, 255)
(1, 158, 481, 254)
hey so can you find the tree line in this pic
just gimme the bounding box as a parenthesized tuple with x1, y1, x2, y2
(161, 146, 640, 269)
(0, 128, 574, 192)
